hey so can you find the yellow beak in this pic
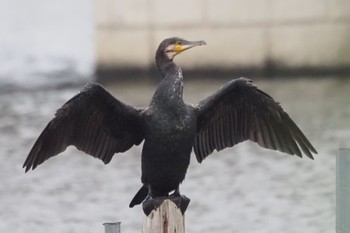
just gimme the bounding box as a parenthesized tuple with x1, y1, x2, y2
(173, 40, 206, 53)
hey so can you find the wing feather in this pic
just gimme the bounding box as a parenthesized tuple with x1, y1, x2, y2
(193, 77, 317, 163)
(23, 83, 144, 172)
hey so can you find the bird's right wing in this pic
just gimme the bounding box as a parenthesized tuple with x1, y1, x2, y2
(193, 77, 317, 163)
(23, 83, 145, 172)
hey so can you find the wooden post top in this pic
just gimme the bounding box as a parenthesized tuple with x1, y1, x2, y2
(143, 199, 185, 233)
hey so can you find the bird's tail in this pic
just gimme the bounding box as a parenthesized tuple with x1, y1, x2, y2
(129, 185, 148, 208)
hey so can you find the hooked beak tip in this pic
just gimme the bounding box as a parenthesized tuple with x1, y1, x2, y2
(196, 40, 206, 46)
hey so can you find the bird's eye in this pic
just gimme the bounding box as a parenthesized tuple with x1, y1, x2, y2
(176, 41, 183, 46)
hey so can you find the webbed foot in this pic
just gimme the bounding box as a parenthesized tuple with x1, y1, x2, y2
(169, 193, 190, 214)
(142, 186, 191, 216)
(142, 195, 167, 216)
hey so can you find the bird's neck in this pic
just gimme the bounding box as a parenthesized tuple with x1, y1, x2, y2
(156, 52, 175, 77)
(152, 54, 185, 109)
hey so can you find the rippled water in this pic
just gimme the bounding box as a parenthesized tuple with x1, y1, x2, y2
(0, 77, 348, 233)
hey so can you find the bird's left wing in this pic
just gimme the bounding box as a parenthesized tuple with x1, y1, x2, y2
(193, 77, 317, 163)
(23, 83, 145, 172)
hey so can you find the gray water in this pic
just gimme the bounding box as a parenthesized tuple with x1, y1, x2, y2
(0, 77, 348, 233)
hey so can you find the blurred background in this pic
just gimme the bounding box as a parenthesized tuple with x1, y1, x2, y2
(0, 0, 349, 232)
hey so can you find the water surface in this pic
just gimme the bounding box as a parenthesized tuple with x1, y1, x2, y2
(1, 77, 347, 233)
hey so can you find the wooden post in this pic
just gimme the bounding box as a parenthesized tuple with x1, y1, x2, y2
(336, 148, 350, 233)
(143, 199, 185, 233)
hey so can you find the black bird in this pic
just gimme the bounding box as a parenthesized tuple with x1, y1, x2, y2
(23, 37, 317, 214)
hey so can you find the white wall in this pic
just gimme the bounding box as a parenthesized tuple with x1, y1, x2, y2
(94, 0, 350, 73)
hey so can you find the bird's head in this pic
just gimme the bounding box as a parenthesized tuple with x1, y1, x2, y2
(157, 37, 206, 61)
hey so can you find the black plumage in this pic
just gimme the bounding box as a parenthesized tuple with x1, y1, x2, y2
(23, 37, 317, 210)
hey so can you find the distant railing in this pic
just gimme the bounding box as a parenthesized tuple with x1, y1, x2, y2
(336, 148, 350, 233)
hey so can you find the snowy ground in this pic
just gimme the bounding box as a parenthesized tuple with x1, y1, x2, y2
(1, 78, 348, 233)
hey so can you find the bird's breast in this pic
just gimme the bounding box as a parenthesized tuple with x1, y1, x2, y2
(144, 107, 196, 142)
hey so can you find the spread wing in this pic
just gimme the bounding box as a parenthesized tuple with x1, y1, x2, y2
(193, 77, 317, 163)
(23, 83, 144, 172)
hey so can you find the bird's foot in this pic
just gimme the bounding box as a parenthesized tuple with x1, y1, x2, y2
(142, 194, 190, 216)
(142, 195, 167, 216)
(169, 193, 190, 215)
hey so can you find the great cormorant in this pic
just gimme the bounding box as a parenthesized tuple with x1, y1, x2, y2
(23, 37, 317, 214)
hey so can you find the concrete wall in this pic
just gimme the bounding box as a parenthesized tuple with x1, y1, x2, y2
(94, 0, 350, 79)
